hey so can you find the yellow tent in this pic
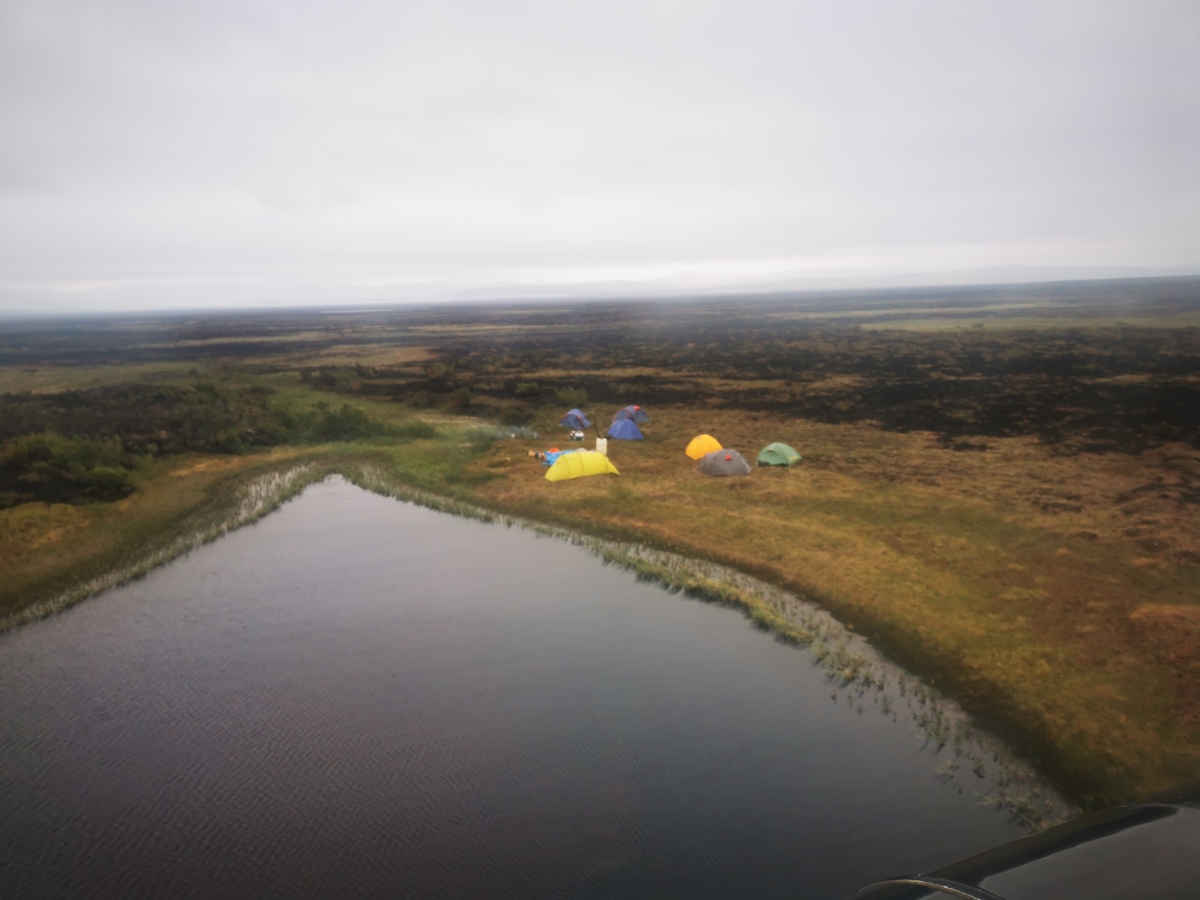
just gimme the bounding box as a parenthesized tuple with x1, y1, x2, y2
(545, 450, 620, 482)
(685, 434, 723, 460)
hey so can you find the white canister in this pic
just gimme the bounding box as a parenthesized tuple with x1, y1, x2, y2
(595, 437, 608, 456)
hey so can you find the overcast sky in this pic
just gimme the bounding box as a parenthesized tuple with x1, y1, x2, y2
(2, 0, 1198, 311)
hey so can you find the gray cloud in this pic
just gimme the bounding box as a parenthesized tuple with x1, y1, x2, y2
(2, 0, 1198, 310)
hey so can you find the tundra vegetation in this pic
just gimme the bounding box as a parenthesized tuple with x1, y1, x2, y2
(1, 277, 1198, 813)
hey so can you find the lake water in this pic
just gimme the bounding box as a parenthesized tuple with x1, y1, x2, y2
(0, 478, 1030, 898)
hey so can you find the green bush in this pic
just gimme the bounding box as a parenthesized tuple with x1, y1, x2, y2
(88, 465, 134, 494)
(311, 404, 388, 441)
(214, 428, 247, 454)
(0, 432, 136, 504)
(555, 387, 588, 408)
(394, 420, 439, 440)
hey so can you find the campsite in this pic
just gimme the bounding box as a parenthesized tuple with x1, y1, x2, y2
(2, 282, 1198, 817)
(4, 5, 1198, 894)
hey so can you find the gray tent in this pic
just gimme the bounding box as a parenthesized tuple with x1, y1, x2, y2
(695, 448, 752, 476)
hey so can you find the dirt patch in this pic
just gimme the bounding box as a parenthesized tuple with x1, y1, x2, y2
(169, 458, 248, 478)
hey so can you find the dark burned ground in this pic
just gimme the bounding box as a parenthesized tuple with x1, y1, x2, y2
(339, 280, 1200, 456)
(407, 325, 1198, 453)
(4, 278, 1198, 455)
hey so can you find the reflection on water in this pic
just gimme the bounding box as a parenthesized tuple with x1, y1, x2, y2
(1, 478, 1029, 898)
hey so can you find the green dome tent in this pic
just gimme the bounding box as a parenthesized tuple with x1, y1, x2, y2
(756, 442, 802, 467)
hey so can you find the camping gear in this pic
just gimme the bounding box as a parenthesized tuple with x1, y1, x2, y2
(595, 438, 608, 456)
(612, 405, 649, 424)
(544, 448, 583, 466)
(545, 450, 620, 482)
(695, 448, 752, 476)
(685, 434, 723, 460)
(607, 418, 644, 441)
(756, 442, 803, 467)
(558, 409, 592, 430)
(569, 430, 586, 441)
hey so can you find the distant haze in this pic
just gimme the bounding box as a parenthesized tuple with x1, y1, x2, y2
(2, 1, 1198, 312)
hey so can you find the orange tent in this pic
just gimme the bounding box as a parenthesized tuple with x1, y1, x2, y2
(685, 434, 722, 460)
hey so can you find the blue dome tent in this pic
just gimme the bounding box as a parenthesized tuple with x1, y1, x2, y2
(558, 408, 592, 430)
(611, 405, 649, 424)
(606, 418, 644, 440)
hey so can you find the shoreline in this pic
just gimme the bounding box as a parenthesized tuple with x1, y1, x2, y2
(1, 457, 1075, 828)
(0, 462, 328, 633)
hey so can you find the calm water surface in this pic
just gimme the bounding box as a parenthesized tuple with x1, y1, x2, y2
(0, 479, 1027, 898)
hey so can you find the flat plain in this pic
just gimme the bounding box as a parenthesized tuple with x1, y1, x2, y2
(2, 276, 1198, 809)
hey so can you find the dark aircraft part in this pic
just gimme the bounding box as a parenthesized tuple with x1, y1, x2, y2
(845, 781, 1200, 900)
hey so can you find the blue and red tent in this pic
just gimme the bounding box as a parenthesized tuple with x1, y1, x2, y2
(558, 408, 592, 429)
(611, 405, 649, 424)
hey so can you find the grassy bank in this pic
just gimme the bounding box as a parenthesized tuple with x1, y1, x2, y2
(3, 289, 1198, 814)
(5, 404, 1195, 812)
(344, 404, 1199, 811)
(5, 439, 1076, 828)
(0, 450, 311, 629)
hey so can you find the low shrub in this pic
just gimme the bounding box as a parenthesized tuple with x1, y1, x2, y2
(310, 403, 388, 441)
(0, 432, 137, 506)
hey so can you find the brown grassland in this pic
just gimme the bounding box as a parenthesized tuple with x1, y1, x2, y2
(2, 276, 1198, 810)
